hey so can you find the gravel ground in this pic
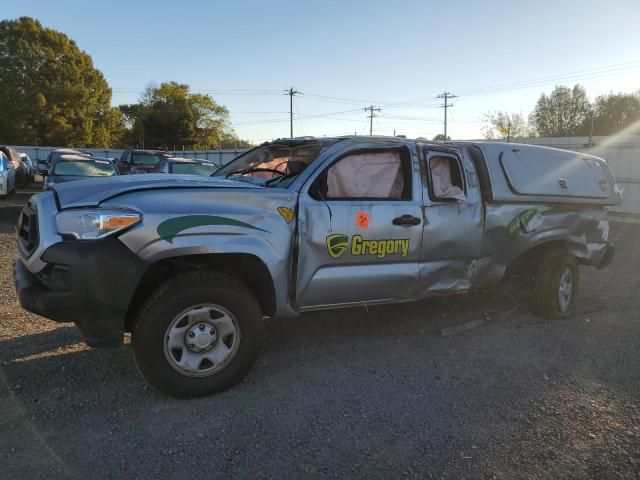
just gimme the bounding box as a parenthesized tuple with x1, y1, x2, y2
(1, 187, 639, 479)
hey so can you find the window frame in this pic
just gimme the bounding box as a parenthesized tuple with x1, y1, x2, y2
(421, 148, 467, 203)
(309, 146, 414, 202)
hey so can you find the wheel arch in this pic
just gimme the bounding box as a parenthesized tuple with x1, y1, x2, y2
(125, 253, 276, 331)
(506, 238, 575, 276)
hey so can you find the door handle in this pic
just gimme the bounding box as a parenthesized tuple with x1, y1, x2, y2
(392, 214, 421, 226)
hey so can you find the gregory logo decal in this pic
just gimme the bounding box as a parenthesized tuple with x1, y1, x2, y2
(326, 234, 350, 258)
(326, 234, 409, 259)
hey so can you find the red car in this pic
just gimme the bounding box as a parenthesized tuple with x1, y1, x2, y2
(116, 149, 171, 174)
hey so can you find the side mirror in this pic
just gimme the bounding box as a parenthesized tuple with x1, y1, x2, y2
(38, 169, 48, 176)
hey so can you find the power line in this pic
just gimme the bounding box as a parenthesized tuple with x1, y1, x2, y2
(456, 62, 640, 97)
(436, 92, 457, 138)
(364, 105, 381, 135)
(293, 96, 305, 136)
(232, 108, 364, 126)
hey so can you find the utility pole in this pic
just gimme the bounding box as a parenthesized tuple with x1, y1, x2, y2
(284, 86, 300, 138)
(507, 119, 512, 143)
(436, 92, 457, 139)
(364, 105, 381, 135)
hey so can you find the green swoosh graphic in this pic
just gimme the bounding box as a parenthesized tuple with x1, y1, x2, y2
(158, 215, 269, 243)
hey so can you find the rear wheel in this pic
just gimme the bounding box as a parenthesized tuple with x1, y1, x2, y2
(531, 248, 579, 319)
(132, 270, 264, 398)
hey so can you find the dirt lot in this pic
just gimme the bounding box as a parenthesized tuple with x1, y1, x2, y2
(1, 187, 639, 479)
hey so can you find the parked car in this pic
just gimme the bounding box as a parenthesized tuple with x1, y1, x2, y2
(0, 150, 16, 198)
(40, 148, 89, 170)
(14, 136, 621, 397)
(40, 154, 118, 190)
(0, 145, 29, 188)
(152, 157, 218, 176)
(116, 149, 171, 174)
(19, 153, 36, 182)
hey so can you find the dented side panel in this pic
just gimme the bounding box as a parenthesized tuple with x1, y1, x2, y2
(417, 147, 493, 294)
(484, 203, 610, 269)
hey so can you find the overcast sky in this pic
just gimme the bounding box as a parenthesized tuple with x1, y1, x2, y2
(4, 0, 640, 143)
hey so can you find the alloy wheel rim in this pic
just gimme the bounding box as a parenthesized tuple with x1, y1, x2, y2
(558, 268, 574, 313)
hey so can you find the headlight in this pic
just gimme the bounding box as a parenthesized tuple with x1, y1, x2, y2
(55, 209, 141, 240)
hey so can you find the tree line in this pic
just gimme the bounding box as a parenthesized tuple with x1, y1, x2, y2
(0, 17, 252, 149)
(483, 85, 640, 139)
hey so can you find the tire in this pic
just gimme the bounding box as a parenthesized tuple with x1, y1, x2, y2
(132, 270, 264, 398)
(531, 248, 579, 319)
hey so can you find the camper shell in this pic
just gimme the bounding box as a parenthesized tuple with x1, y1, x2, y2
(14, 135, 621, 397)
(457, 142, 621, 205)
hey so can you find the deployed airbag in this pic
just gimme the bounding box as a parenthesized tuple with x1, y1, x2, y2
(327, 152, 403, 198)
(430, 157, 466, 201)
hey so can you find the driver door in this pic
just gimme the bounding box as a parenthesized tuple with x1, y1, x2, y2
(295, 144, 424, 309)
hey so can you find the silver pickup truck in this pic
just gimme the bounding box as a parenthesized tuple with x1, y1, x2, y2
(14, 136, 621, 397)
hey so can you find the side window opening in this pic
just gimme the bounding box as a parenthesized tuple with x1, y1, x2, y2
(427, 154, 466, 202)
(311, 149, 412, 201)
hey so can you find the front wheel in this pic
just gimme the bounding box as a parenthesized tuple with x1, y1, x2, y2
(531, 248, 579, 319)
(132, 271, 264, 398)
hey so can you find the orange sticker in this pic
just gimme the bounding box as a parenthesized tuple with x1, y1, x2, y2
(355, 211, 370, 229)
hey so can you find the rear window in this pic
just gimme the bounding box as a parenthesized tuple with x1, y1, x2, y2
(53, 160, 117, 177)
(171, 162, 217, 176)
(132, 153, 164, 166)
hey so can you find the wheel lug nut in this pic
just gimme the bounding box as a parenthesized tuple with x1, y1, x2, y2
(188, 331, 195, 337)
(199, 324, 205, 330)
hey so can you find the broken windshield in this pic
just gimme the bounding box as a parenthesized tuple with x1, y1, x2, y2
(213, 140, 334, 188)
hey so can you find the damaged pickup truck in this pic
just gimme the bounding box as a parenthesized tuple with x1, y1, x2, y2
(14, 136, 621, 397)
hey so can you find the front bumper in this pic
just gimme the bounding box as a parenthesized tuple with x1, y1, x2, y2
(14, 237, 146, 347)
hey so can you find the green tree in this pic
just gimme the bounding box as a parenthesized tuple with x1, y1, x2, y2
(123, 82, 235, 149)
(92, 107, 126, 148)
(432, 134, 450, 141)
(482, 111, 531, 139)
(0, 17, 116, 146)
(531, 85, 592, 137)
(589, 92, 640, 136)
(219, 134, 253, 149)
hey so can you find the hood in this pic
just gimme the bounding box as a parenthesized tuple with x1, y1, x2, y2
(50, 174, 263, 209)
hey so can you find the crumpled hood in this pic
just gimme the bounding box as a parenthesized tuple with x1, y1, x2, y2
(50, 174, 262, 209)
